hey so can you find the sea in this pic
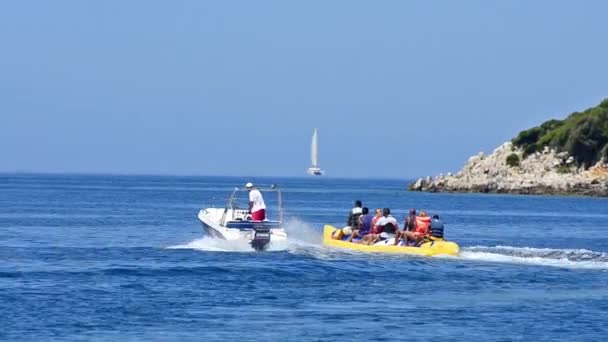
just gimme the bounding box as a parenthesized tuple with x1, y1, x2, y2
(1, 174, 608, 341)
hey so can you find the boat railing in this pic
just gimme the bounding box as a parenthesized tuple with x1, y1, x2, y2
(219, 187, 283, 226)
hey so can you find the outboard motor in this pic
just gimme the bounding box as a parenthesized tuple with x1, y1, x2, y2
(250, 225, 272, 251)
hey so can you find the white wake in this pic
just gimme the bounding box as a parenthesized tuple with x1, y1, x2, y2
(167, 218, 324, 253)
(457, 245, 608, 270)
(168, 222, 608, 269)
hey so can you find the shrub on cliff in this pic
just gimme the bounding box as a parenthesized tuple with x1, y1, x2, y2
(512, 99, 608, 168)
(506, 153, 520, 167)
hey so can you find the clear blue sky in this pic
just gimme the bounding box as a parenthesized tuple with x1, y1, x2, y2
(1, 1, 607, 178)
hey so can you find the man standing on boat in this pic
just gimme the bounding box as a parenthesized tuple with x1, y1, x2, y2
(246, 182, 266, 221)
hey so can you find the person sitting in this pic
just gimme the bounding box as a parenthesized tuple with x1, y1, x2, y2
(376, 208, 399, 236)
(394, 208, 417, 246)
(359, 208, 383, 245)
(332, 200, 364, 240)
(404, 208, 417, 232)
(348, 207, 372, 242)
(395, 210, 431, 246)
(429, 215, 444, 240)
(370, 208, 383, 234)
(347, 200, 363, 228)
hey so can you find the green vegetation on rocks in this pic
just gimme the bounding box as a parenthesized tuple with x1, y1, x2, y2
(505, 153, 520, 167)
(410, 98, 608, 197)
(512, 99, 608, 168)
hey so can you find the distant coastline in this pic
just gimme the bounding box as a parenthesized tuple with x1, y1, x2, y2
(409, 99, 608, 197)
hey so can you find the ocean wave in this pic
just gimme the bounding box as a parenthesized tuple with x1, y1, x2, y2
(458, 245, 608, 269)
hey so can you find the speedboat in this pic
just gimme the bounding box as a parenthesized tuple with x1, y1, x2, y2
(197, 187, 287, 251)
(322, 225, 459, 256)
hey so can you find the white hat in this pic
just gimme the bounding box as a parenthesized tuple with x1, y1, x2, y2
(245, 182, 254, 189)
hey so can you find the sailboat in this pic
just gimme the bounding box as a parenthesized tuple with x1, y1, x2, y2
(307, 128, 325, 176)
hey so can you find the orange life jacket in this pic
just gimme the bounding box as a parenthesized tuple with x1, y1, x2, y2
(415, 216, 431, 235)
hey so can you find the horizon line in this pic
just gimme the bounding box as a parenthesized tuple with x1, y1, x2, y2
(0, 170, 414, 181)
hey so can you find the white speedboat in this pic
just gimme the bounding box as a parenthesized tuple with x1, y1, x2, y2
(197, 186, 287, 251)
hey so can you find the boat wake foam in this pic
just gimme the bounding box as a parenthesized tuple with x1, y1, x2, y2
(167, 218, 324, 253)
(169, 220, 608, 269)
(457, 245, 608, 269)
(167, 236, 256, 252)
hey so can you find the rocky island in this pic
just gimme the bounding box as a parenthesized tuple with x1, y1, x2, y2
(410, 99, 608, 196)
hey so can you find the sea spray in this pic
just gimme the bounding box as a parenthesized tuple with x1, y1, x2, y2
(167, 218, 324, 252)
(167, 236, 255, 252)
(283, 218, 323, 246)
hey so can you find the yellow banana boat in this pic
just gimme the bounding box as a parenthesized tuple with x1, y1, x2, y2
(323, 225, 459, 256)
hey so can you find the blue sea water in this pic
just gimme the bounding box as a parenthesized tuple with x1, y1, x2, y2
(1, 174, 608, 341)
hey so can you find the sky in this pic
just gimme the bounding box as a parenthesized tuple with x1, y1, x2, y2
(1, 1, 608, 179)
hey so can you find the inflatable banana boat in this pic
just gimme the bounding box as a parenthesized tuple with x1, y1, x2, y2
(323, 225, 459, 256)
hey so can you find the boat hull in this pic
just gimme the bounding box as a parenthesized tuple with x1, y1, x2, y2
(199, 218, 230, 239)
(307, 167, 324, 176)
(197, 209, 287, 250)
(322, 225, 459, 256)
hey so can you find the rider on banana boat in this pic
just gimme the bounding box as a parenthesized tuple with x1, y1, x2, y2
(362, 208, 399, 244)
(347, 200, 363, 227)
(331, 200, 364, 240)
(347, 207, 372, 242)
(394, 210, 431, 246)
(403, 208, 417, 232)
(374, 208, 399, 234)
(429, 215, 444, 239)
(370, 208, 383, 233)
(358, 208, 383, 245)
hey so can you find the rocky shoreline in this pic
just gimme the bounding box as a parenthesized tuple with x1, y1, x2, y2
(409, 142, 608, 196)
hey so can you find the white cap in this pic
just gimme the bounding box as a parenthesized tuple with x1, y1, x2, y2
(245, 182, 254, 189)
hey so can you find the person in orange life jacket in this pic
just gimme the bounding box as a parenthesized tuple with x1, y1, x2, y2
(347, 207, 373, 242)
(395, 210, 431, 246)
(246, 182, 266, 221)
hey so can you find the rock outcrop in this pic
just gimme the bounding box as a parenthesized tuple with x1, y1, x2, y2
(409, 142, 608, 196)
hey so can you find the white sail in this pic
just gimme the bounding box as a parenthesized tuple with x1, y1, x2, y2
(311, 128, 319, 167)
(307, 128, 324, 175)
